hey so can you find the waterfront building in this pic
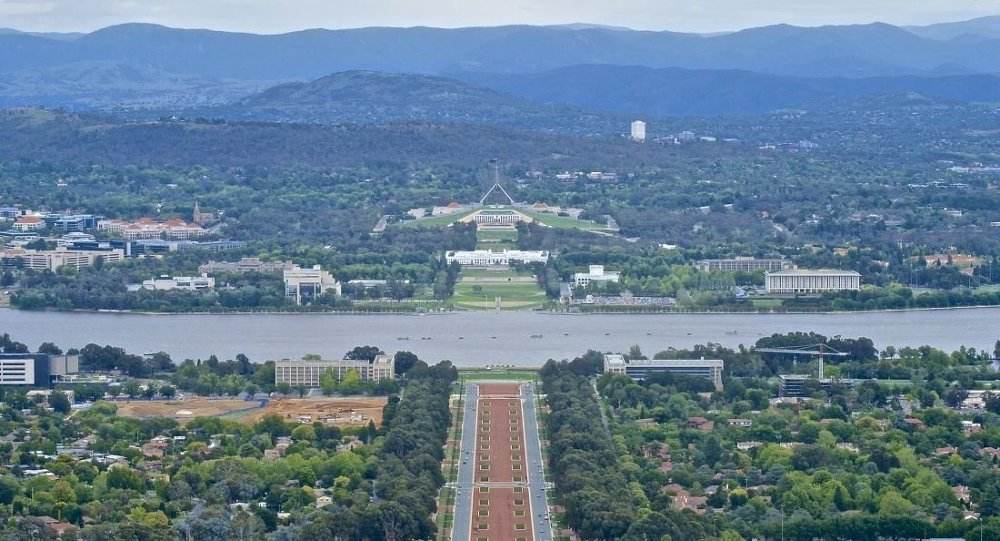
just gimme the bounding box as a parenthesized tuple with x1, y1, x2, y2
(283, 265, 341, 305)
(445, 249, 549, 266)
(764, 269, 861, 294)
(274, 355, 394, 387)
(199, 257, 294, 275)
(695, 257, 794, 273)
(0, 247, 125, 272)
(573, 265, 621, 287)
(603, 354, 724, 390)
(141, 275, 216, 291)
(630, 120, 647, 142)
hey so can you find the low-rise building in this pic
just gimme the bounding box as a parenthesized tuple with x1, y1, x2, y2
(283, 265, 341, 305)
(603, 354, 724, 390)
(141, 274, 215, 291)
(0, 247, 125, 272)
(695, 257, 794, 273)
(275, 354, 395, 388)
(764, 269, 861, 294)
(573, 265, 621, 287)
(445, 249, 549, 266)
(98, 218, 208, 240)
(198, 257, 294, 275)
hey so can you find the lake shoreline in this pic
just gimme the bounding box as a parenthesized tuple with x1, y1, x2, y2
(5, 303, 1000, 317)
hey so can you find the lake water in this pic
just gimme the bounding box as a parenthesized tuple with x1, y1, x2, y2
(1, 308, 997, 366)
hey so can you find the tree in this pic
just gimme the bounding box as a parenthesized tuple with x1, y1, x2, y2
(38, 342, 63, 355)
(123, 380, 141, 399)
(320, 368, 337, 396)
(345, 346, 382, 361)
(49, 390, 71, 414)
(160, 385, 176, 399)
(393, 351, 419, 376)
(339, 369, 362, 395)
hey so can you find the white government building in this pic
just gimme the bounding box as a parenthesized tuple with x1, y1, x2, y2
(764, 269, 861, 294)
(283, 264, 342, 304)
(445, 249, 549, 266)
(573, 265, 621, 287)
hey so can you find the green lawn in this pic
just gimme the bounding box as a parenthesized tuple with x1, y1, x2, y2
(399, 209, 476, 228)
(459, 368, 540, 382)
(476, 228, 518, 243)
(751, 298, 784, 309)
(521, 209, 607, 231)
(452, 268, 547, 310)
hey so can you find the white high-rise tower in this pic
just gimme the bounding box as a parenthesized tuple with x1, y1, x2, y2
(630, 120, 647, 142)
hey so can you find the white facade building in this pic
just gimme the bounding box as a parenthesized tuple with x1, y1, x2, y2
(630, 120, 647, 142)
(445, 249, 549, 266)
(1, 247, 125, 272)
(275, 354, 395, 387)
(283, 265, 342, 304)
(603, 354, 725, 390)
(765, 269, 861, 294)
(0, 357, 36, 385)
(574, 265, 621, 287)
(142, 275, 216, 291)
(695, 257, 794, 273)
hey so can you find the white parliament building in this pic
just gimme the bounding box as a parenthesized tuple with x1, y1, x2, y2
(445, 249, 549, 266)
(764, 269, 861, 294)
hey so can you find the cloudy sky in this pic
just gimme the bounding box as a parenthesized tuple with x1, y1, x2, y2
(1, 0, 997, 33)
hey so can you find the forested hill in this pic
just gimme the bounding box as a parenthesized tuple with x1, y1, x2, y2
(456, 65, 1000, 117)
(220, 71, 551, 125)
(0, 109, 666, 169)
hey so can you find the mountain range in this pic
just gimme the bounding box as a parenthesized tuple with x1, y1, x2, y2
(4, 17, 1000, 119)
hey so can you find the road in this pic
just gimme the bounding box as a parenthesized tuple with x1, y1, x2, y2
(451, 382, 478, 541)
(522, 382, 552, 541)
(452, 381, 552, 541)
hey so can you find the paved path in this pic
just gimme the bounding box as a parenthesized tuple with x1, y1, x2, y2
(452, 381, 552, 541)
(522, 382, 552, 541)
(452, 382, 479, 541)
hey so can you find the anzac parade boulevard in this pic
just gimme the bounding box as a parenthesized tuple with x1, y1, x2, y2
(452, 381, 552, 541)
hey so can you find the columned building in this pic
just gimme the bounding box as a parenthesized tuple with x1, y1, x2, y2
(764, 269, 861, 294)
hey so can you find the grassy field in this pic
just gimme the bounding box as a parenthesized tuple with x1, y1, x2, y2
(751, 298, 784, 309)
(399, 209, 475, 228)
(521, 209, 607, 231)
(459, 368, 540, 382)
(476, 228, 518, 244)
(452, 268, 547, 310)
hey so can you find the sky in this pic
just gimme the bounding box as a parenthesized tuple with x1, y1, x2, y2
(0, 0, 998, 34)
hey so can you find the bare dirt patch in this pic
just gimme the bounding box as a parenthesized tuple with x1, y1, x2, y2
(115, 396, 388, 426)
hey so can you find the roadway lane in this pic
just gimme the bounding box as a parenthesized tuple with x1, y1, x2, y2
(522, 382, 552, 541)
(452, 382, 479, 541)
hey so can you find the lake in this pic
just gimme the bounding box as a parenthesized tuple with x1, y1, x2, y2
(1, 308, 997, 366)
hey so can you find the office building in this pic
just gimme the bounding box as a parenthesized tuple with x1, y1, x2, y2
(695, 257, 794, 273)
(445, 249, 549, 266)
(603, 354, 724, 390)
(0, 353, 76, 386)
(284, 265, 341, 305)
(198, 257, 294, 275)
(98, 218, 208, 240)
(573, 265, 621, 287)
(275, 355, 395, 387)
(142, 275, 215, 291)
(0, 247, 125, 272)
(630, 120, 647, 142)
(765, 269, 861, 294)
